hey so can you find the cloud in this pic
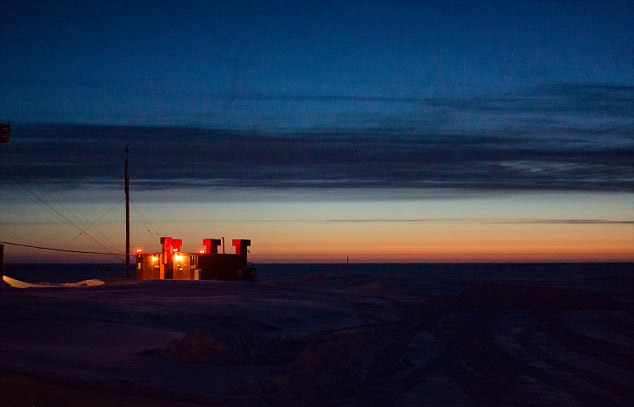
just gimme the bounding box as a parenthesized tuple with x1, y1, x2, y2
(1, 83, 632, 193)
(321, 218, 634, 224)
(428, 83, 634, 117)
(6, 78, 633, 129)
(2, 122, 632, 193)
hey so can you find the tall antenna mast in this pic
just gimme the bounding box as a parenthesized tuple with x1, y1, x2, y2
(125, 144, 130, 278)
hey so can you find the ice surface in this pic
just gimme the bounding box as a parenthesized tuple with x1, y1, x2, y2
(0, 266, 632, 406)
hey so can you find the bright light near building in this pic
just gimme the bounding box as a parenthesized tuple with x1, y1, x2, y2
(199, 249, 205, 254)
(174, 253, 182, 261)
(136, 248, 142, 253)
(151, 256, 158, 262)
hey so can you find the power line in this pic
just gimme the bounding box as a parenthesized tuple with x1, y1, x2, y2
(64, 197, 124, 247)
(0, 240, 130, 256)
(132, 202, 161, 238)
(3, 175, 120, 256)
(49, 188, 121, 254)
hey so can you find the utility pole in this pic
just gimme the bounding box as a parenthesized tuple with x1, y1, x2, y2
(0, 243, 4, 286)
(125, 145, 130, 278)
(1, 123, 10, 285)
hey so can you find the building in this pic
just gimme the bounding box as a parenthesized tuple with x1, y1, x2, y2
(135, 237, 255, 281)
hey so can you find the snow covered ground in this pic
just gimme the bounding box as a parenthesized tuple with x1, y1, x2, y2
(1, 266, 632, 406)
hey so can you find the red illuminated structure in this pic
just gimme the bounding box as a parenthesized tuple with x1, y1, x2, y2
(135, 237, 255, 281)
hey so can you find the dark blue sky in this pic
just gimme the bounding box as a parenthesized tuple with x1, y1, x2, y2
(2, 0, 633, 129)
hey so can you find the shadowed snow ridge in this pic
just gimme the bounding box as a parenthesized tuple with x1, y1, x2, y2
(1, 270, 632, 406)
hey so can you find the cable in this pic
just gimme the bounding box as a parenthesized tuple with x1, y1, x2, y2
(64, 197, 124, 246)
(0, 240, 130, 256)
(34, 183, 120, 253)
(132, 204, 154, 238)
(132, 202, 161, 238)
(4, 176, 120, 256)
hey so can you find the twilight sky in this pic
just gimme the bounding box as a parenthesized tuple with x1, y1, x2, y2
(1, 0, 632, 262)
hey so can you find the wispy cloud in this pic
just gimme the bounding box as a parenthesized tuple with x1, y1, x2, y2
(1, 83, 632, 193)
(2, 127, 631, 193)
(429, 84, 634, 117)
(4, 79, 633, 131)
(319, 218, 634, 224)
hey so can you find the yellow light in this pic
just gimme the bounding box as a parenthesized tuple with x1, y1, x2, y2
(174, 253, 182, 261)
(199, 249, 205, 254)
(151, 256, 158, 262)
(136, 248, 142, 253)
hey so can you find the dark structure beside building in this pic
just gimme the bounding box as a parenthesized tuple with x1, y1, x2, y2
(136, 237, 255, 281)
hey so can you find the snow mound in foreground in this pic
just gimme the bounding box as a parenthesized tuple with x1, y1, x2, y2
(2, 275, 104, 289)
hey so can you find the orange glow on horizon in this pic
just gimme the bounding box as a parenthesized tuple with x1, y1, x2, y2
(1, 191, 631, 264)
(246, 222, 634, 263)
